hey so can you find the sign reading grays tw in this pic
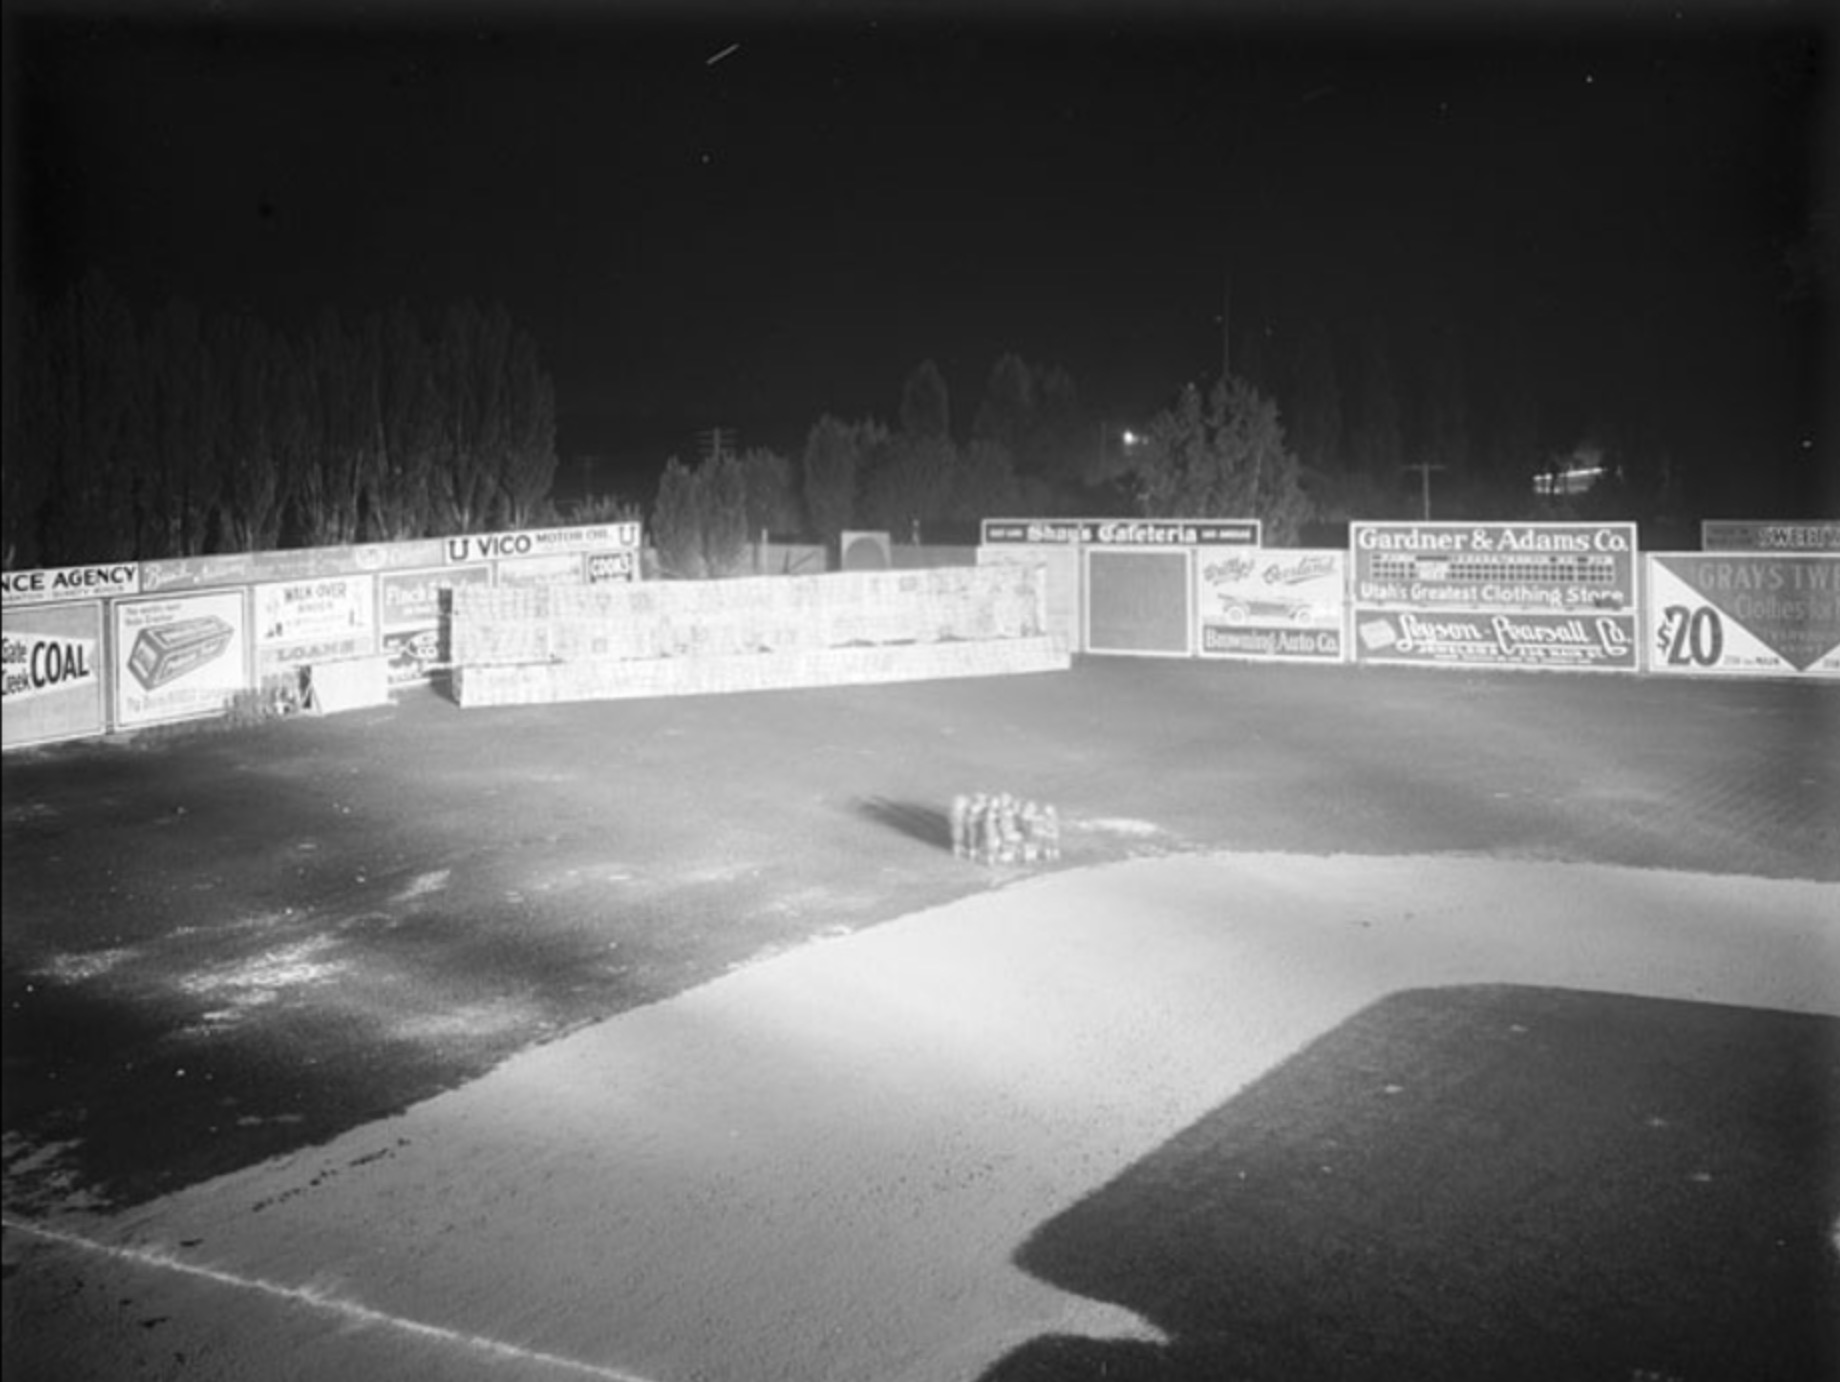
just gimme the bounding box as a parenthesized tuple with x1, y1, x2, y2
(1, 562, 140, 608)
(1350, 522, 1639, 671)
(1646, 554, 1840, 678)
(444, 522, 641, 564)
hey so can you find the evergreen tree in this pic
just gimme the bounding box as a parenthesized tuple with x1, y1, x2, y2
(1130, 374, 1311, 544)
(898, 359, 951, 440)
(650, 456, 704, 578)
(699, 451, 749, 575)
(802, 414, 871, 545)
(946, 438, 1021, 524)
(862, 433, 954, 540)
(497, 328, 559, 530)
(737, 446, 801, 540)
(207, 311, 286, 552)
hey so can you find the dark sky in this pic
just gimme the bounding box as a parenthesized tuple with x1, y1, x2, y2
(4, 0, 1835, 513)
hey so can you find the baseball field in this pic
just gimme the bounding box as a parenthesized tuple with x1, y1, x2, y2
(3, 657, 1836, 1380)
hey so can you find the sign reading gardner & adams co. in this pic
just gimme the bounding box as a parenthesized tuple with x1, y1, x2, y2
(1350, 521, 1639, 671)
(1645, 554, 1840, 678)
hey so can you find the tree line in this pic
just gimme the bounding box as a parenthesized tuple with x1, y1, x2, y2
(649, 350, 1320, 573)
(4, 270, 1660, 575)
(3, 273, 558, 569)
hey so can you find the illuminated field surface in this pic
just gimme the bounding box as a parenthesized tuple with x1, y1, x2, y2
(3, 659, 1835, 1381)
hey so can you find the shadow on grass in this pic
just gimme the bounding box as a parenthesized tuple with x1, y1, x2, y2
(854, 795, 953, 852)
(982, 985, 1839, 1382)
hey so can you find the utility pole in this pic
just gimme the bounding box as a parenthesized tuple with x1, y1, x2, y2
(696, 427, 735, 465)
(1402, 460, 1445, 521)
(1221, 273, 1231, 384)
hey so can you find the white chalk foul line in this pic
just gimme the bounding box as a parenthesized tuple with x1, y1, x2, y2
(2, 1215, 659, 1382)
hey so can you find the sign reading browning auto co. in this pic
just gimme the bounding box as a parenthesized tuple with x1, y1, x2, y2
(1196, 549, 1348, 661)
(1350, 522, 1639, 671)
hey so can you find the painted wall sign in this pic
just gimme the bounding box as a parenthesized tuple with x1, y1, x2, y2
(585, 549, 639, 583)
(1351, 522, 1639, 671)
(252, 574, 376, 676)
(140, 541, 445, 594)
(1080, 519, 1260, 547)
(376, 564, 491, 684)
(980, 519, 1083, 545)
(493, 554, 585, 587)
(378, 565, 491, 628)
(1196, 549, 1347, 662)
(1353, 609, 1638, 670)
(2, 602, 108, 747)
(1, 562, 141, 608)
(1646, 554, 1840, 678)
(114, 592, 249, 728)
(1700, 520, 1840, 553)
(442, 522, 641, 565)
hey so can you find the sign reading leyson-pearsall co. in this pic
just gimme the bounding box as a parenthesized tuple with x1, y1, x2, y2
(1350, 522, 1639, 671)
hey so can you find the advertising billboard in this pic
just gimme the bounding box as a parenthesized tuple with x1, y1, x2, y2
(1700, 520, 1840, 553)
(140, 540, 446, 595)
(114, 591, 250, 728)
(442, 522, 641, 565)
(1350, 522, 1639, 671)
(2, 602, 109, 748)
(1, 562, 141, 609)
(378, 564, 491, 686)
(1196, 549, 1347, 662)
(978, 518, 1084, 652)
(252, 574, 377, 677)
(1646, 554, 1840, 679)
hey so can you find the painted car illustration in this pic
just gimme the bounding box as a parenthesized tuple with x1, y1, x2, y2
(1217, 595, 1316, 625)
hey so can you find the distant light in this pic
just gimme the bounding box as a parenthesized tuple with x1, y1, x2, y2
(1122, 430, 1142, 448)
(1533, 463, 1604, 497)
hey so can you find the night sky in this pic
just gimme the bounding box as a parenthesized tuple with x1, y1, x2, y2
(5, 0, 1835, 516)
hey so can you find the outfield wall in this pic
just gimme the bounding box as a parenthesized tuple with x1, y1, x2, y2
(448, 564, 1068, 707)
(971, 518, 1840, 681)
(2, 523, 642, 750)
(6, 519, 1836, 751)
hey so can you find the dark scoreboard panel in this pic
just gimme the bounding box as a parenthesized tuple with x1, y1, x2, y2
(1084, 549, 1192, 656)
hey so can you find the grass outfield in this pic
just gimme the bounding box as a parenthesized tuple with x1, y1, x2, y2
(3, 659, 1835, 1212)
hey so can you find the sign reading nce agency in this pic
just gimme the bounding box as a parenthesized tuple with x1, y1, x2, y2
(1349, 522, 1639, 671)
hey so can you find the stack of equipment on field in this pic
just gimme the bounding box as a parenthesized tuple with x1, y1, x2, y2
(950, 792, 1061, 866)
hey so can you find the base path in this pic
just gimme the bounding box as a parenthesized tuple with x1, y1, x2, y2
(6, 851, 1835, 1382)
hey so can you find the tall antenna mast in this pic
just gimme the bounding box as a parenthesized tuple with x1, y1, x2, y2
(1222, 272, 1232, 383)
